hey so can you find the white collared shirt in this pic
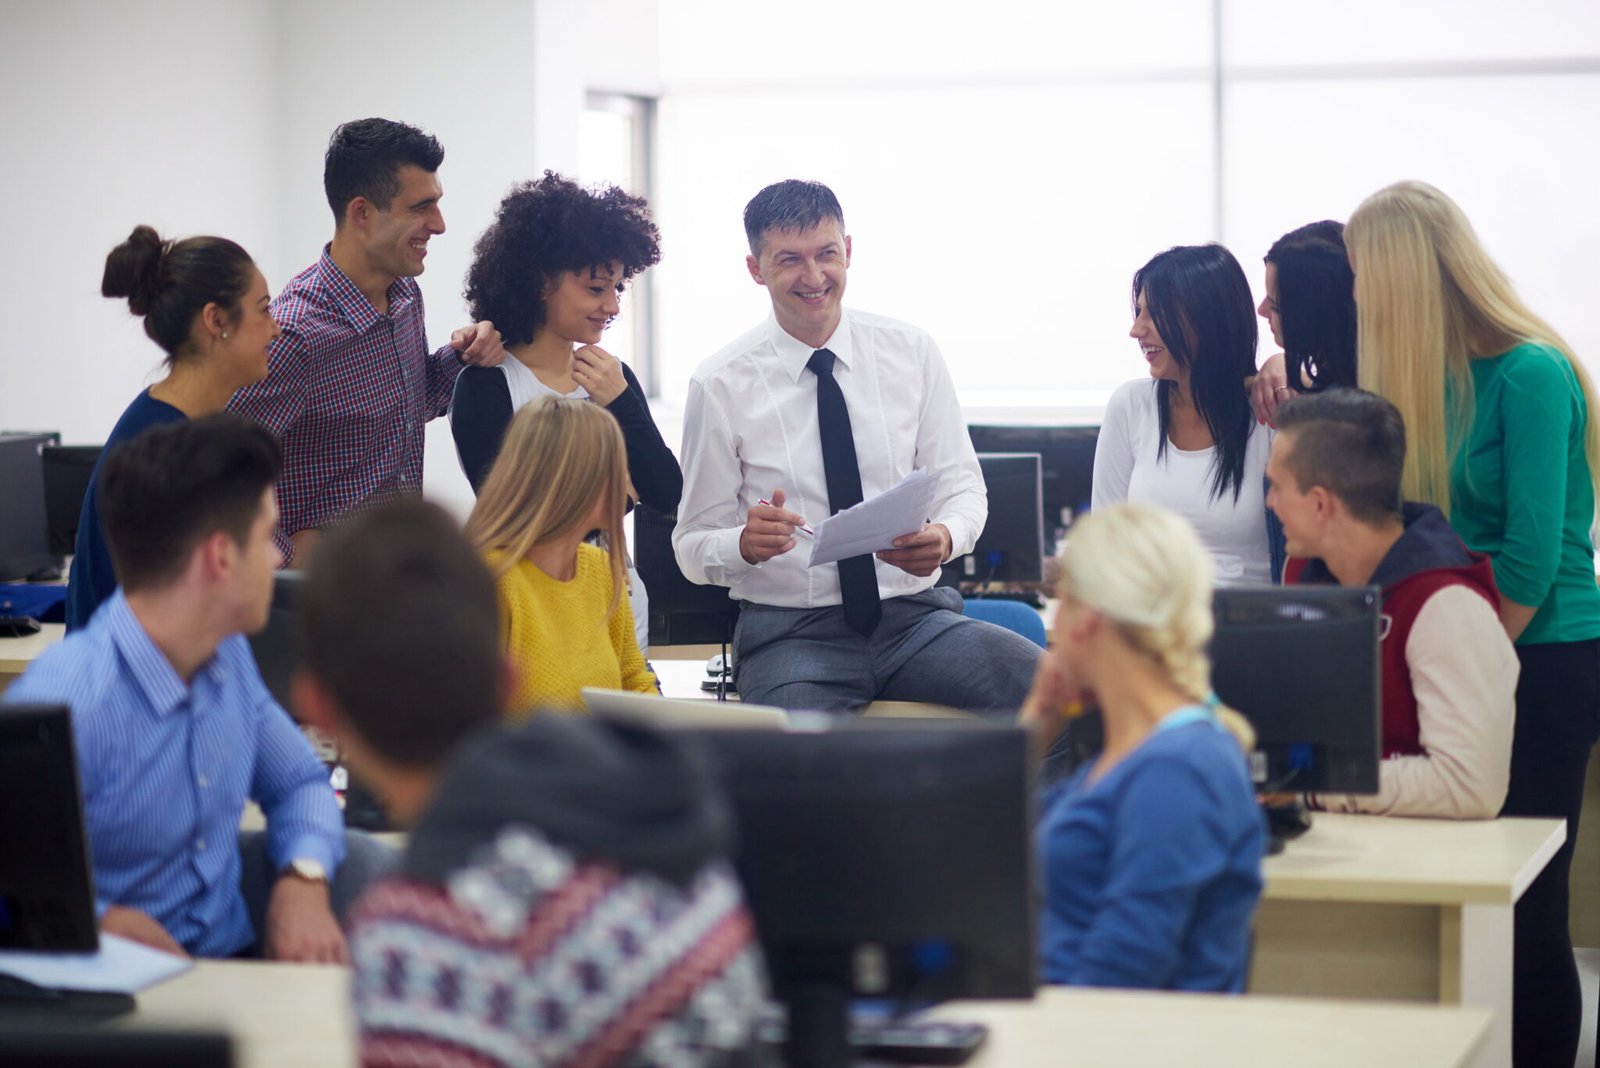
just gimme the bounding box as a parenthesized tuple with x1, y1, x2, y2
(673, 308, 986, 608)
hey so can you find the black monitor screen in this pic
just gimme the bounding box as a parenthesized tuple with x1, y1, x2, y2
(945, 453, 1044, 585)
(0, 704, 99, 951)
(1210, 586, 1381, 795)
(966, 425, 1098, 550)
(0, 433, 57, 582)
(247, 570, 305, 712)
(41, 444, 102, 557)
(698, 721, 1035, 1058)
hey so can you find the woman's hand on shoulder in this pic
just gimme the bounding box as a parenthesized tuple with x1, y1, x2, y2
(572, 345, 628, 405)
(1248, 353, 1290, 426)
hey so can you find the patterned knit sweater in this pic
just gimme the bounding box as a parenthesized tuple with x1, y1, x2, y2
(348, 716, 772, 1067)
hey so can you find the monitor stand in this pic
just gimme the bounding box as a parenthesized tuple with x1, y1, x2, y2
(1261, 799, 1313, 855)
(0, 971, 135, 1021)
(783, 982, 853, 1068)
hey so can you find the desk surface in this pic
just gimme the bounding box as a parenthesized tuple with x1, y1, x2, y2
(0, 621, 63, 677)
(127, 961, 1490, 1068)
(1262, 812, 1564, 907)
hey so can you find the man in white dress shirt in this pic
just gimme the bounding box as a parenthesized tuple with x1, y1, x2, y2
(673, 180, 1041, 710)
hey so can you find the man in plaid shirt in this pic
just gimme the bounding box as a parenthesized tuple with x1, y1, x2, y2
(230, 118, 506, 563)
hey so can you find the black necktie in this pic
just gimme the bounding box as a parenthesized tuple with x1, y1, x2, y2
(808, 348, 882, 637)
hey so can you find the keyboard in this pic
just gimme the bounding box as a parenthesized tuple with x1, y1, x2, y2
(760, 1011, 989, 1065)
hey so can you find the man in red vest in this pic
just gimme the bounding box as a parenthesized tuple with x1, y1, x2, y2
(1265, 388, 1516, 818)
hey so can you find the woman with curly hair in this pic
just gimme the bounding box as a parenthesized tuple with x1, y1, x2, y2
(452, 171, 678, 513)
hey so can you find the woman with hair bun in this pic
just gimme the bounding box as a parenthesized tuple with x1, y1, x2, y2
(1022, 502, 1264, 991)
(65, 225, 279, 630)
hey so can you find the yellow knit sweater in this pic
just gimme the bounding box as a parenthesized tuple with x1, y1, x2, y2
(490, 544, 657, 717)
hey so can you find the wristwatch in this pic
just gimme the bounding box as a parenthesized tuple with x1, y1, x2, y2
(285, 858, 328, 883)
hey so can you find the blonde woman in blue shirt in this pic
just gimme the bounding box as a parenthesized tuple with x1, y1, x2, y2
(1021, 502, 1265, 990)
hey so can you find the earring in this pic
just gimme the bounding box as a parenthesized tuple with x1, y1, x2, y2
(220, 332, 229, 340)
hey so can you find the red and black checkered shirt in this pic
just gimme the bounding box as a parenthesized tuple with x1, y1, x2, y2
(229, 247, 463, 561)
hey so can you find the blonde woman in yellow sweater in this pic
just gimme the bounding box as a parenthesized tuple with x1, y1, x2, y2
(466, 396, 658, 715)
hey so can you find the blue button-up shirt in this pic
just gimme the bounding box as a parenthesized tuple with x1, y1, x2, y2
(3, 591, 344, 957)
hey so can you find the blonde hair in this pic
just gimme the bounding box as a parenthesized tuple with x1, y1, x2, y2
(1348, 180, 1600, 515)
(1057, 503, 1254, 751)
(465, 396, 630, 619)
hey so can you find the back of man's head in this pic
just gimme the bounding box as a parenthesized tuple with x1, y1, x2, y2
(743, 178, 844, 256)
(99, 414, 281, 594)
(1275, 388, 1407, 524)
(298, 499, 500, 770)
(323, 117, 444, 225)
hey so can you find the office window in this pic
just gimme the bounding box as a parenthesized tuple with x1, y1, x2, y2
(580, 93, 659, 394)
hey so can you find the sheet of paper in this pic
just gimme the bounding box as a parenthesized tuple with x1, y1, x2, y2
(0, 931, 192, 993)
(808, 468, 938, 567)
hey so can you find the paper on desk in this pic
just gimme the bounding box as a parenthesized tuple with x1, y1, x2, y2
(0, 931, 192, 993)
(808, 468, 938, 567)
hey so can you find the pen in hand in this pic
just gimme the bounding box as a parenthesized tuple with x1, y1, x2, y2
(757, 498, 815, 538)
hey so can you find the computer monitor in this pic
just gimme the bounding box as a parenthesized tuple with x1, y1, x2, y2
(40, 445, 102, 558)
(246, 570, 304, 712)
(965, 425, 1099, 550)
(0, 1031, 233, 1065)
(943, 452, 1045, 585)
(632, 503, 740, 647)
(1209, 586, 1381, 795)
(0, 705, 99, 952)
(698, 722, 1036, 1066)
(0, 433, 58, 582)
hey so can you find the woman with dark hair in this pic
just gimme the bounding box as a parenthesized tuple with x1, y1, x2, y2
(451, 172, 676, 509)
(66, 225, 279, 630)
(1092, 244, 1274, 585)
(1260, 221, 1357, 394)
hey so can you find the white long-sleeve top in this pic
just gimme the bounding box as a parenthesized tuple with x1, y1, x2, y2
(1312, 584, 1518, 819)
(673, 309, 986, 608)
(1092, 378, 1273, 586)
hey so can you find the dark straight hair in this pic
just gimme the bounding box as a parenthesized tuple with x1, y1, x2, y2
(1266, 220, 1358, 392)
(323, 117, 445, 224)
(98, 414, 282, 593)
(1133, 244, 1259, 502)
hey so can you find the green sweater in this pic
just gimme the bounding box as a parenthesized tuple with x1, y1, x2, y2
(1448, 341, 1600, 645)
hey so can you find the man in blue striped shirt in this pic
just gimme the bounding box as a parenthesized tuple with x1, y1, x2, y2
(4, 415, 350, 960)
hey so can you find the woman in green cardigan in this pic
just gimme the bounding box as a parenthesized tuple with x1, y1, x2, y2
(1347, 179, 1600, 1068)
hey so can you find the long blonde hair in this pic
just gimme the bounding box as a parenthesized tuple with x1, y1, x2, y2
(1348, 180, 1600, 515)
(466, 396, 629, 618)
(1057, 503, 1254, 751)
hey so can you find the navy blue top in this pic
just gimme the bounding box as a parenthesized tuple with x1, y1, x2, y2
(1036, 709, 1265, 991)
(65, 390, 186, 630)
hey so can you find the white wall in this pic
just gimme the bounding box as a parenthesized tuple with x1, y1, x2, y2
(0, 0, 660, 518)
(0, 0, 281, 442)
(650, 0, 1600, 417)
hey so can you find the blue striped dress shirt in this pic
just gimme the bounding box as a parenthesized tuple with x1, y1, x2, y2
(3, 591, 344, 956)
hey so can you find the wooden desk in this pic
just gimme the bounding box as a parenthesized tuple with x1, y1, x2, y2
(125, 961, 1491, 1068)
(1252, 813, 1563, 1068)
(0, 622, 63, 694)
